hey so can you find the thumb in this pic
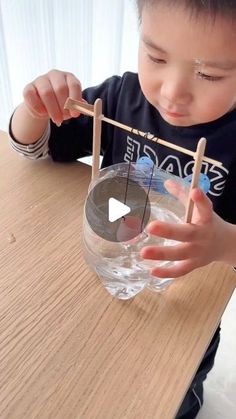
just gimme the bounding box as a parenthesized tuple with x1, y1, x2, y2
(190, 188, 213, 223)
(164, 179, 189, 206)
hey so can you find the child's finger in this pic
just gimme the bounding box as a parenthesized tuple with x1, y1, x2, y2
(31, 76, 63, 125)
(140, 242, 189, 261)
(150, 259, 196, 278)
(191, 188, 213, 223)
(48, 70, 71, 120)
(164, 179, 189, 206)
(66, 72, 83, 118)
(23, 83, 48, 118)
(146, 219, 196, 242)
(165, 180, 213, 225)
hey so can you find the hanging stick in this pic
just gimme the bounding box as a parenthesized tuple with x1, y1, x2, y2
(92, 98, 102, 180)
(184, 137, 206, 223)
(64, 99, 214, 224)
(64, 98, 222, 168)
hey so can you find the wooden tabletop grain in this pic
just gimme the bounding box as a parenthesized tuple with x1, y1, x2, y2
(0, 130, 235, 419)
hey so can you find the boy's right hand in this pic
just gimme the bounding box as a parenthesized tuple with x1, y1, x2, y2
(23, 69, 83, 126)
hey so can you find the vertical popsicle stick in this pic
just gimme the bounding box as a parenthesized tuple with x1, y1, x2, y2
(184, 137, 206, 223)
(92, 98, 103, 181)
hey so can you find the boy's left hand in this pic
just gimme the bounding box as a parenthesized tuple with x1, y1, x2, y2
(140, 180, 228, 278)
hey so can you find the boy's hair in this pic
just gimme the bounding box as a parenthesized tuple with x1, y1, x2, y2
(136, 0, 236, 21)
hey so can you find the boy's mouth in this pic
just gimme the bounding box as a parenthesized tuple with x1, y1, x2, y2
(158, 104, 188, 118)
(161, 107, 187, 118)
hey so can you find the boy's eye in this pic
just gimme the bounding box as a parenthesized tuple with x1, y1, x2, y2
(148, 55, 166, 64)
(196, 71, 223, 82)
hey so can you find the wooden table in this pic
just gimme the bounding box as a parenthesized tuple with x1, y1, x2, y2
(0, 130, 235, 419)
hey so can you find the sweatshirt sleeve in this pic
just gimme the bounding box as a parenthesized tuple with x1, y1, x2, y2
(8, 116, 50, 160)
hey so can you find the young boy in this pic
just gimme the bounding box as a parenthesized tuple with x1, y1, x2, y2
(8, 1, 236, 417)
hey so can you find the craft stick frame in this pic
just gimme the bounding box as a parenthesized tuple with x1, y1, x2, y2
(64, 98, 222, 223)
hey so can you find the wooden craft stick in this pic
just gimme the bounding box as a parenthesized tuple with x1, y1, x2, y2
(100, 116, 220, 167)
(184, 137, 206, 223)
(64, 98, 222, 168)
(64, 98, 94, 116)
(92, 98, 103, 180)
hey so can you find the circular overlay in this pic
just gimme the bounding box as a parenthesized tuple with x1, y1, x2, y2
(85, 176, 151, 242)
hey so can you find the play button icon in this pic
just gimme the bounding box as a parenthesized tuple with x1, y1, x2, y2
(108, 198, 131, 222)
(85, 174, 151, 242)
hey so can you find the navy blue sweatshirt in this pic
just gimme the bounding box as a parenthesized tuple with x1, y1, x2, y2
(46, 72, 236, 224)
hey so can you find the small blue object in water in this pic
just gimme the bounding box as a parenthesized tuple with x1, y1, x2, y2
(136, 156, 154, 169)
(184, 173, 211, 194)
(136, 156, 155, 188)
(136, 156, 167, 194)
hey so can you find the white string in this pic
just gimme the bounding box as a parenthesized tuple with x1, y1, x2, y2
(192, 387, 202, 409)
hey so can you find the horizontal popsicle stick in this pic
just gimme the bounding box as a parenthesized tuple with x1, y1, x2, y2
(64, 98, 222, 168)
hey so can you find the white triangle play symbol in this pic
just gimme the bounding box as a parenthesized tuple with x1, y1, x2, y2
(108, 197, 131, 222)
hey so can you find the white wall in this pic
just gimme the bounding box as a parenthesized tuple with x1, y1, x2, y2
(0, 0, 139, 130)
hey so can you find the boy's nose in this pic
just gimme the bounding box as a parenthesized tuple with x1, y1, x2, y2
(160, 73, 192, 107)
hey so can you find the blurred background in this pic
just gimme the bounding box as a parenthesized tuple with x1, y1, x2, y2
(0, 0, 139, 129)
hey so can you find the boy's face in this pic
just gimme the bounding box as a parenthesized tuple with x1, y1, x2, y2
(138, 3, 236, 126)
